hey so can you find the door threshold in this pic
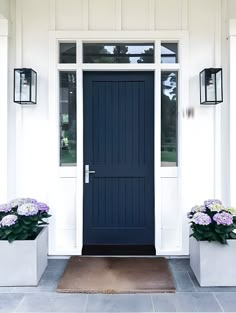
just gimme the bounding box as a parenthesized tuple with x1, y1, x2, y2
(82, 245, 156, 256)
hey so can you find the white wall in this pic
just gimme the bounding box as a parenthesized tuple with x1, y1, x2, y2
(7, 0, 229, 255)
(0, 0, 9, 19)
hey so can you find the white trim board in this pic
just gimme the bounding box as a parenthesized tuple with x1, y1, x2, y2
(0, 15, 8, 203)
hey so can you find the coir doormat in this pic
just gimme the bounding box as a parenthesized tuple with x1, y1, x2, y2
(57, 256, 175, 293)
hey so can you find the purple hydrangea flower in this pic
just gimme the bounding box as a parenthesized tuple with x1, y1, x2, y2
(36, 202, 49, 213)
(192, 212, 212, 225)
(204, 199, 222, 207)
(0, 214, 18, 227)
(24, 198, 37, 204)
(0, 203, 12, 213)
(17, 203, 39, 216)
(213, 212, 233, 226)
(9, 198, 38, 209)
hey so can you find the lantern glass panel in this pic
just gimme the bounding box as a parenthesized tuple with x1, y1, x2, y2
(206, 71, 216, 103)
(216, 70, 222, 103)
(14, 70, 21, 103)
(20, 70, 31, 102)
(200, 71, 205, 103)
(31, 71, 37, 103)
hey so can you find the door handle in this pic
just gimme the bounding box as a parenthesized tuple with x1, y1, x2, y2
(85, 165, 96, 184)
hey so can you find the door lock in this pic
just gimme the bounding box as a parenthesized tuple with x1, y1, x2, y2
(85, 165, 96, 184)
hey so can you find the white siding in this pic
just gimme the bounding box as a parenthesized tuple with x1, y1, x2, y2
(155, 0, 182, 30)
(122, 0, 150, 30)
(88, 0, 116, 30)
(56, 0, 84, 30)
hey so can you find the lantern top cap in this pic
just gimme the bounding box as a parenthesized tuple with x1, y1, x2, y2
(200, 68, 222, 74)
(14, 68, 36, 73)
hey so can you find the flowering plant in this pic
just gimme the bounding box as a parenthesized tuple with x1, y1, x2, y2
(0, 198, 51, 243)
(187, 199, 236, 244)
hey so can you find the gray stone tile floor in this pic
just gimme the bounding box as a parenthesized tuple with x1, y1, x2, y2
(0, 258, 236, 312)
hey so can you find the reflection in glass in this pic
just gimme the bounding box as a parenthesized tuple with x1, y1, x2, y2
(83, 43, 154, 63)
(59, 71, 77, 166)
(59, 43, 76, 63)
(161, 43, 178, 63)
(216, 70, 223, 103)
(161, 71, 178, 167)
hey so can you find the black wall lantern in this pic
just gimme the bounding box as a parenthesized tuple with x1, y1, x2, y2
(14, 68, 37, 104)
(200, 68, 223, 104)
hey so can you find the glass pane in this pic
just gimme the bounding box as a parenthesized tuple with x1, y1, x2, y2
(20, 71, 30, 102)
(83, 43, 154, 63)
(31, 71, 36, 103)
(59, 43, 76, 63)
(206, 72, 215, 102)
(216, 70, 222, 102)
(59, 71, 77, 166)
(200, 71, 206, 103)
(161, 43, 178, 63)
(161, 71, 178, 167)
(14, 70, 21, 102)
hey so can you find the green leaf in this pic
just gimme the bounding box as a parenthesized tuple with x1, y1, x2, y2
(17, 233, 29, 240)
(229, 232, 236, 239)
(8, 233, 17, 243)
(22, 219, 31, 225)
(4, 229, 12, 236)
(12, 227, 22, 234)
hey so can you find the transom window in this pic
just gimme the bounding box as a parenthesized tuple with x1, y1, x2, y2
(161, 42, 178, 63)
(83, 43, 154, 64)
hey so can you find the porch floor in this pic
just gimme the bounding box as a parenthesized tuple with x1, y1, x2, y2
(1, 258, 235, 312)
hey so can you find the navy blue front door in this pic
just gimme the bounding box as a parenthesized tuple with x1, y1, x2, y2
(83, 71, 154, 248)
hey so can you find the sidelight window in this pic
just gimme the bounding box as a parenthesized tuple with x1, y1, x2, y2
(59, 71, 77, 166)
(161, 71, 178, 167)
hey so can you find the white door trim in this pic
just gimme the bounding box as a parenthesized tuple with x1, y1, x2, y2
(48, 31, 189, 255)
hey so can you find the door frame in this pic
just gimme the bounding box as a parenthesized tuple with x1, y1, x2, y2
(48, 31, 189, 255)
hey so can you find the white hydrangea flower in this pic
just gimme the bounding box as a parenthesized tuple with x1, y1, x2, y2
(225, 207, 236, 216)
(17, 203, 39, 216)
(208, 203, 225, 212)
(9, 198, 26, 208)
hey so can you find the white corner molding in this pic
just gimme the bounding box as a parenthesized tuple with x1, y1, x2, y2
(229, 20, 236, 207)
(0, 15, 8, 203)
(229, 20, 236, 36)
(0, 14, 8, 36)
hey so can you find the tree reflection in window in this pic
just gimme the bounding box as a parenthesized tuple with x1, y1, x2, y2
(83, 43, 154, 63)
(161, 71, 178, 167)
(137, 47, 154, 63)
(60, 72, 77, 166)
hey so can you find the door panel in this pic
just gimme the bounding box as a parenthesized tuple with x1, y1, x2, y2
(83, 71, 154, 246)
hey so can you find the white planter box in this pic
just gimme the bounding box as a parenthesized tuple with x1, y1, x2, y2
(0, 227, 48, 286)
(190, 236, 236, 286)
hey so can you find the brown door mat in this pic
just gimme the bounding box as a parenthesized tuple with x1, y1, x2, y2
(57, 256, 175, 294)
